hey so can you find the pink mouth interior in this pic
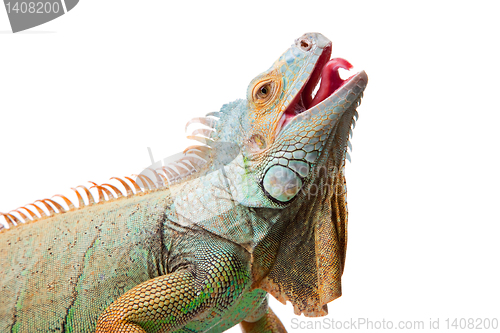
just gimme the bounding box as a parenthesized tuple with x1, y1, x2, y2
(281, 57, 354, 129)
(308, 58, 353, 108)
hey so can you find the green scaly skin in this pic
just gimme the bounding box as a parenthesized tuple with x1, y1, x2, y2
(0, 33, 367, 332)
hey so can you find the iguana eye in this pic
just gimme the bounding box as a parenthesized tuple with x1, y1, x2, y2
(248, 73, 282, 108)
(253, 81, 274, 104)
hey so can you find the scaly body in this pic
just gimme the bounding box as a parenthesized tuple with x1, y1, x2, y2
(0, 33, 367, 332)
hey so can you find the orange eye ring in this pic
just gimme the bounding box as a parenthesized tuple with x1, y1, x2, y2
(251, 78, 281, 106)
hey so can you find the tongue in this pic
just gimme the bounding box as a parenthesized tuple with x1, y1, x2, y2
(309, 58, 353, 108)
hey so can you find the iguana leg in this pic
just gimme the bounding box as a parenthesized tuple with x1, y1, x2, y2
(95, 271, 196, 332)
(240, 296, 287, 333)
(95, 239, 251, 333)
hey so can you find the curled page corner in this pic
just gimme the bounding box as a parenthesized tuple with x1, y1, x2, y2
(3, 0, 79, 33)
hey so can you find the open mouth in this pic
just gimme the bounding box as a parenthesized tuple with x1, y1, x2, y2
(279, 45, 359, 129)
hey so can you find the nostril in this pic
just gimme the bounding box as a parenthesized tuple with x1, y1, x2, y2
(298, 39, 312, 51)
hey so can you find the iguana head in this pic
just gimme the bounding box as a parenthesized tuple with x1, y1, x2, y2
(210, 32, 367, 208)
(248, 33, 366, 205)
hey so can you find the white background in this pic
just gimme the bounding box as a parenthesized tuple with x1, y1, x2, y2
(1, 1, 499, 332)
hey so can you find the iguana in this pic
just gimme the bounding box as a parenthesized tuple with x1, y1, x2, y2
(0, 32, 367, 332)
